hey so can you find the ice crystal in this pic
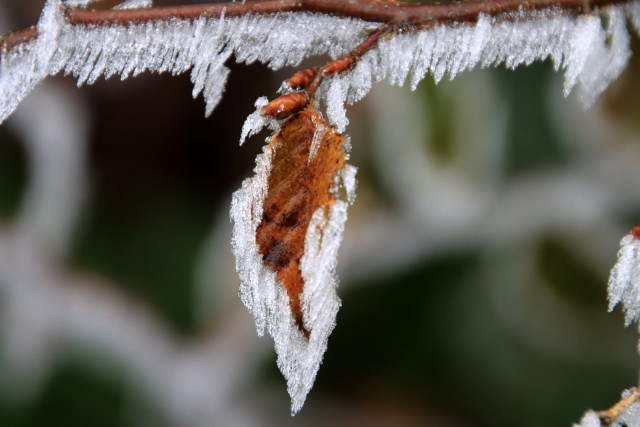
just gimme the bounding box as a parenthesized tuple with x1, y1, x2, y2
(63, 0, 152, 8)
(114, 0, 153, 9)
(239, 97, 274, 146)
(63, 0, 101, 6)
(617, 400, 640, 426)
(573, 411, 601, 427)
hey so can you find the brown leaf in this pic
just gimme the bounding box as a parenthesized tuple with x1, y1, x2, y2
(255, 110, 348, 338)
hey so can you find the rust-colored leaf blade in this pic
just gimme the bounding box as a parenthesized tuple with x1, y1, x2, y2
(230, 110, 356, 414)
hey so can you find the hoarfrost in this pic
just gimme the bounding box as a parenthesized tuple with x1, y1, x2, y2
(2, 1, 639, 127)
(315, 7, 636, 129)
(337, 164, 357, 205)
(114, 0, 153, 9)
(608, 232, 640, 325)
(230, 144, 274, 337)
(63, 0, 101, 6)
(308, 115, 327, 161)
(325, 77, 350, 133)
(239, 97, 276, 146)
(230, 126, 356, 414)
(572, 411, 601, 427)
(63, 0, 152, 9)
(0, 2, 372, 124)
(617, 399, 640, 426)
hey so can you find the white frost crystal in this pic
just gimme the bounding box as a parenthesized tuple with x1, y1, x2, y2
(113, 0, 153, 9)
(608, 230, 640, 325)
(239, 97, 277, 146)
(617, 400, 640, 426)
(573, 410, 601, 427)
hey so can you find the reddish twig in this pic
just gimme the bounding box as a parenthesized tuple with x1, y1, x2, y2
(0, 0, 634, 55)
(308, 24, 391, 95)
(65, 0, 636, 25)
(0, 26, 37, 54)
(261, 24, 391, 118)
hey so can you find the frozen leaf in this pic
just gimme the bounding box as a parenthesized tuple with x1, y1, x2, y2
(608, 227, 640, 325)
(230, 110, 356, 414)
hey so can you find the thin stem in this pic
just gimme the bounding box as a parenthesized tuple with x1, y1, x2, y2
(306, 24, 391, 98)
(260, 24, 391, 118)
(596, 387, 640, 426)
(1, 0, 634, 55)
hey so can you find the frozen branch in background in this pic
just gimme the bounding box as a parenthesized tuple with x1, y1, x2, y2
(0, 230, 261, 427)
(0, 76, 262, 425)
(608, 227, 640, 325)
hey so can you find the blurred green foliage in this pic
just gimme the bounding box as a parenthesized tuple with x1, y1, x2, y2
(0, 363, 128, 427)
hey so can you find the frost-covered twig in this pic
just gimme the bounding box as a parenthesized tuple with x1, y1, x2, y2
(608, 227, 640, 325)
(1, 0, 639, 126)
(0, 0, 635, 49)
(574, 388, 640, 427)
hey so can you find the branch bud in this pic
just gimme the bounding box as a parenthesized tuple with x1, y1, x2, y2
(260, 92, 309, 119)
(285, 68, 317, 90)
